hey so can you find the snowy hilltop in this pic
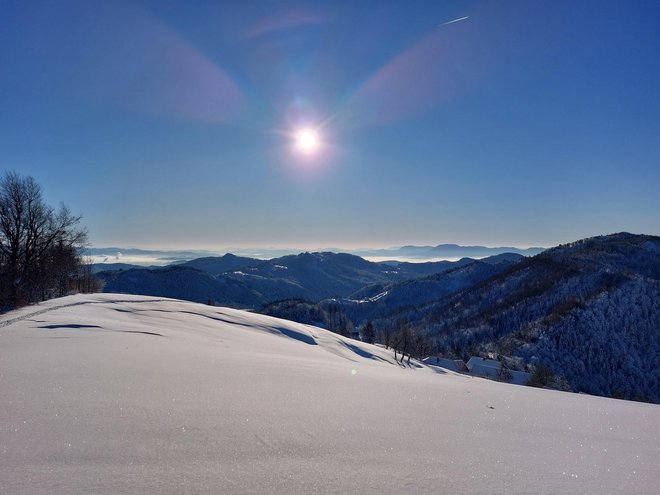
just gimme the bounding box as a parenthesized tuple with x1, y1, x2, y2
(1, 294, 658, 494)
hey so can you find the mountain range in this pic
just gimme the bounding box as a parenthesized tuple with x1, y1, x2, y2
(353, 243, 544, 260)
(95, 233, 659, 402)
(89, 242, 546, 268)
(97, 252, 492, 307)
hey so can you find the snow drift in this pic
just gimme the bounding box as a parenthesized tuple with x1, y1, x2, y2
(1, 294, 658, 494)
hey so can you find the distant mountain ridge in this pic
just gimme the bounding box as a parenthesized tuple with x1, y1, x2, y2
(97, 251, 519, 308)
(179, 253, 264, 274)
(354, 243, 544, 260)
(89, 242, 545, 267)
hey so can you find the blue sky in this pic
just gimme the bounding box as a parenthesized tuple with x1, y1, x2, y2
(1, 0, 658, 249)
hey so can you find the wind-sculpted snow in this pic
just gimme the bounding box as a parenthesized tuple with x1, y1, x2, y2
(1, 294, 658, 494)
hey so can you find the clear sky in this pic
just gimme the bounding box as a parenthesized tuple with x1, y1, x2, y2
(1, 0, 658, 250)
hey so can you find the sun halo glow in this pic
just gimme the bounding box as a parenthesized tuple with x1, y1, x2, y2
(295, 128, 319, 153)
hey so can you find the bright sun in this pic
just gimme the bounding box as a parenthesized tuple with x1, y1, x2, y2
(295, 129, 319, 153)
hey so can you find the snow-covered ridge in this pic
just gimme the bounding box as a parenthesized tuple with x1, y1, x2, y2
(0, 294, 402, 366)
(1, 294, 658, 494)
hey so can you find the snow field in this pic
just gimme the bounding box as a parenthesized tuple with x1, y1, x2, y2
(1, 294, 658, 494)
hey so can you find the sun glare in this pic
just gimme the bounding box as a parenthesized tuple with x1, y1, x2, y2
(295, 129, 319, 153)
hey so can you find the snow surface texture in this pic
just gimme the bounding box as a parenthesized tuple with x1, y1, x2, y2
(1, 294, 658, 494)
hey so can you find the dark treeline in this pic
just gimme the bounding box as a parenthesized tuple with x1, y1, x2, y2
(0, 172, 100, 311)
(261, 298, 433, 367)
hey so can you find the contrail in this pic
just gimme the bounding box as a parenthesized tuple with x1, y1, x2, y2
(439, 16, 469, 26)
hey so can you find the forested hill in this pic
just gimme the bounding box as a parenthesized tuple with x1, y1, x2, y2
(391, 233, 660, 402)
(96, 252, 493, 308)
(261, 233, 659, 402)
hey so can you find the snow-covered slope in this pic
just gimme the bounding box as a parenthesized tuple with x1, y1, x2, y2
(1, 294, 658, 494)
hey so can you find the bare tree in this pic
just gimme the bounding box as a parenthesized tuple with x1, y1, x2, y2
(379, 322, 394, 349)
(326, 304, 353, 337)
(76, 254, 104, 294)
(362, 320, 376, 344)
(392, 319, 413, 365)
(0, 171, 90, 309)
(497, 363, 513, 383)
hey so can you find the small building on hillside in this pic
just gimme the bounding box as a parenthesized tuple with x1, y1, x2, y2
(422, 356, 468, 373)
(466, 357, 501, 376)
(466, 356, 531, 385)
